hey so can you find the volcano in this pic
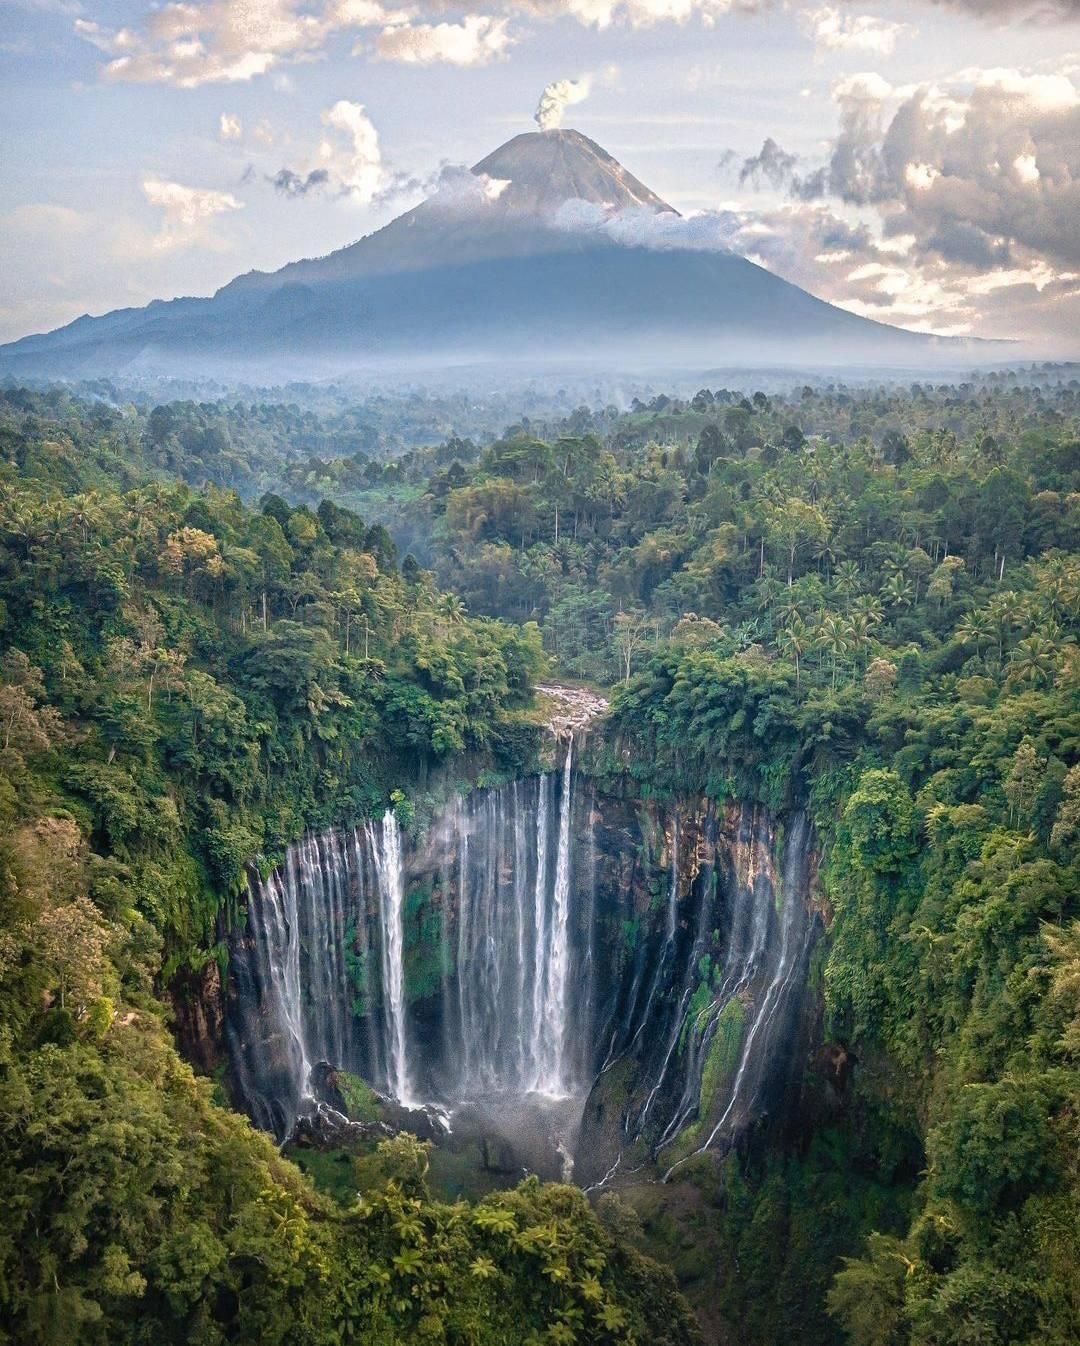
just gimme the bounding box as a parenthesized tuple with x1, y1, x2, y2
(0, 128, 961, 382)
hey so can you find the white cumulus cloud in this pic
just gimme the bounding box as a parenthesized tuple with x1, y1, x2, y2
(318, 100, 384, 201)
(374, 15, 513, 65)
(799, 7, 909, 56)
(142, 177, 243, 250)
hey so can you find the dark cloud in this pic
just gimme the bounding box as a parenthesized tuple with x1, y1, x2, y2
(738, 137, 800, 189)
(921, 221, 1013, 269)
(763, 71, 1080, 271)
(931, 0, 1079, 18)
(269, 167, 330, 198)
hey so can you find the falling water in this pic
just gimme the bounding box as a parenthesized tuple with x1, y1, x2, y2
(449, 747, 582, 1098)
(227, 759, 591, 1140)
(536, 740, 575, 1095)
(663, 812, 814, 1180)
(367, 810, 413, 1107)
(226, 777, 815, 1172)
(226, 828, 361, 1139)
(527, 776, 551, 1086)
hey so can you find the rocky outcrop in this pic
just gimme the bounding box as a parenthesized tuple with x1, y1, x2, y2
(535, 683, 608, 740)
(169, 959, 226, 1076)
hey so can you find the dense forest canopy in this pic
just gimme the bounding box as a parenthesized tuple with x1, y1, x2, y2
(0, 406, 699, 1345)
(1, 374, 1078, 1345)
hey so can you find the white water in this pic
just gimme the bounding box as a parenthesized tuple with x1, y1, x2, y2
(451, 748, 581, 1099)
(527, 775, 551, 1087)
(259, 863, 312, 1102)
(663, 813, 813, 1180)
(367, 810, 414, 1107)
(228, 783, 813, 1169)
(536, 741, 575, 1095)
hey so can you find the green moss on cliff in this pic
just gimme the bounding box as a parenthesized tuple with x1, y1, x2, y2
(699, 998, 745, 1121)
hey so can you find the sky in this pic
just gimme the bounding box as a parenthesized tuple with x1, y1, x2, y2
(1, 0, 1078, 351)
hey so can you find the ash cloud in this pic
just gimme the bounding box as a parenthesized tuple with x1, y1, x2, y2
(534, 76, 592, 131)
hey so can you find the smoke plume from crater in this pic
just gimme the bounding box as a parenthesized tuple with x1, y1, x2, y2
(534, 77, 592, 131)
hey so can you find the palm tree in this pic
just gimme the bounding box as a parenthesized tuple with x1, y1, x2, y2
(815, 612, 849, 689)
(1006, 634, 1058, 690)
(845, 612, 873, 670)
(833, 560, 861, 610)
(752, 575, 784, 617)
(956, 610, 994, 659)
(775, 595, 804, 630)
(985, 591, 1021, 664)
(776, 617, 809, 688)
(851, 593, 884, 627)
(437, 592, 467, 625)
(881, 573, 914, 609)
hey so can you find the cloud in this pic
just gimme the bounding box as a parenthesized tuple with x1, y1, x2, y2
(142, 177, 243, 250)
(799, 7, 909, 55)
(72, 0, 767, 88)
(374, 15, 512, 65)
(369, 160, 511, 211)
(73, 0, 406, 88)
(318, 99, 383, 200)
(524, 0, 750, 28)
(738, 137, 799, 188)
(71, 0, 1080, 92)
(715, 61, 1080, 344)
(269, 167, 331, 196)
(794, 66, 1080, 270)
(535, 75, 593, 130)
(219, 112, 242, 140)
(931, 0, 1079, 18)
(269, 99, 383, 203)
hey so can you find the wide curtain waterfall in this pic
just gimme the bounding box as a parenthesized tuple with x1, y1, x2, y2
(226, 768, 818, 1168)
(226, 751, 590, 1140)
(447, 743, 584, 1097)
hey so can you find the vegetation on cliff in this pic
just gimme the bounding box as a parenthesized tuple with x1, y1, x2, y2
(0, 409, 699, 1344)
(1, 374, 1078, 1345)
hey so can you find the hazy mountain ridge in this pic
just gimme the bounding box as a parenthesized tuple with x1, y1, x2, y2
(0, 128, 968, 381)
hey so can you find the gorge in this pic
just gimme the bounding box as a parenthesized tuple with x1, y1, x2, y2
(224, 729, 821, 1185)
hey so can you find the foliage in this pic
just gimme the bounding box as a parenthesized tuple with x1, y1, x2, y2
(3, 376, 1079, 1346)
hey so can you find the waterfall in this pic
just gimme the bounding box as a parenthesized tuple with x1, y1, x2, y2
(226, 777, 816, 1172)
(575, 804, 817, 1191)
(367, 810, 413, 1108)
(535, 740, 574, 1096)
(227, 759, 592, 1140)
(527, 775, 551, 1086)
(226, 829, 360, 1139)
(662, 812, 815, 1180)
(450, 747, 582, 1099)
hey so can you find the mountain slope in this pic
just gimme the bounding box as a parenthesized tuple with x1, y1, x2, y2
(0, 128, 961, 381)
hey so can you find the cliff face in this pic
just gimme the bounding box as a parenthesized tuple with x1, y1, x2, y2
(576, 798, 820, 1184)
(216, 763, 823, 1180)
(169, 960, 227, 1078)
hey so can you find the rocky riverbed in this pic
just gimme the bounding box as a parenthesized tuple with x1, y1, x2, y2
(535, 683, 609, 740)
